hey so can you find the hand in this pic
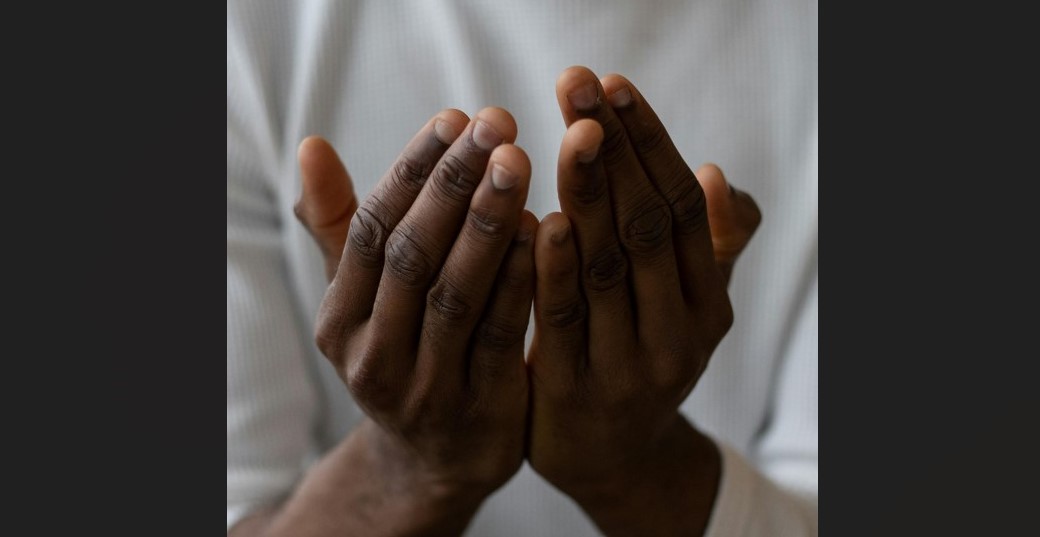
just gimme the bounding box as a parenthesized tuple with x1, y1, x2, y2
(279, 108, 538, 536)
(525, 66, 760, 535)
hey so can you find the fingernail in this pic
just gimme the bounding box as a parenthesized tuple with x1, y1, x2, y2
(607, 87, 632, 108)
(577, 144, 599, 164)
(491, 163, 518, 190)
(434, 120, 459, 145)
(473, 120, 503, 150)
(550, 224, 571, 245)
(567, 83, 599, 111)
(516, 225, 532, 243)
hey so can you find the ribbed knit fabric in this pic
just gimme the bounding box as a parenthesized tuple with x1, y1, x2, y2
(228, 1, 818, 534)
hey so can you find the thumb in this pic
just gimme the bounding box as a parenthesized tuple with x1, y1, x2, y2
(696, 163, 762, 286)
(295, 136, 358, 282)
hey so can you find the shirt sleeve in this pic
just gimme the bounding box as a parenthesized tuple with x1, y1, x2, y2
(703, 272, 819, 536)
(227, 19, 319, 530)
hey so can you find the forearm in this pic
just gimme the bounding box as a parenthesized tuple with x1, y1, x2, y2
(568, 414, 721, 537)
(230, 420, 488, 537)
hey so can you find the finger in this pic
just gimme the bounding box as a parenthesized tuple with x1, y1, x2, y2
(315, 110, 468, 344)
(556, 119, 635, 356)
(599, 74, 724, 307)
(295, 136, 358, 282)
(696, 163, 762, 286)
(371, 108, 518, 360)
(555, 66, 684, 338)
(416, 144, 531, 388)
(531, 212, 587, 389)
(470, 210, 538, 396)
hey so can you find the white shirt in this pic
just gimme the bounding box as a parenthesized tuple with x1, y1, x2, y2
(227, 1, 818, 534)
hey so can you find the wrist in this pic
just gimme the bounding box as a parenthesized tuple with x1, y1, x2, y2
(266, 419, 491, 537)
(351, 419, 494, 512)
(568, 415, 722, 536)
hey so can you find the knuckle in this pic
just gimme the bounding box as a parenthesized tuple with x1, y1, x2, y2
(346, 205, 389, 268)
(562, 171, 607, 208)
(292, 200, 308, 225)
(665, 172, 708, 236)
(384, 226, 434, 289)
(427, 278, 474, 322)
(542, 298, 588, 329)
(621, 202, 672, 255)
(715, 297, 735, 336)
(743, 196, 763, 232)
(474, 317, 525, 352)
(389, 155, 433, 193)
(313, 298, 347, 363)
(584, 245, 628, 292)
(694, 293, 734, 348)
(314, 321, 341, 363)
(631, 121, 670, 156)
(750, 206, 763, 232)
(466, 207, 510, 244)
(344, 347, 395, 406)
(431, 154, 481, 203)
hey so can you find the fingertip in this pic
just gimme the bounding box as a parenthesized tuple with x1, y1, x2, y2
(437, 108, 471, 125)
(695, 162, 731, 203)
(537, 212, 573, 249)
(540, 210, 570, 228)
(488, 144, 531, 193)
(695, 162, 761, 246)
(534, 213, 576, 287)
(600, 74, 636, 109)
(562, 119, 605, 163)
(295, 135, 355, 232)
(298, 134, 327, 152)
(556, 65, 599, 92)
(297, 135, 333, 173)
(519, 210, 539, 234)
(599, 73, 628, 88)
(696, 162, 726, 181)
(474, 107, 518, 148)
(557, 66, 603, 113)
(297, 135, 350, 200)
(490, 144, 532, 178)
(433, 109, 470, 145)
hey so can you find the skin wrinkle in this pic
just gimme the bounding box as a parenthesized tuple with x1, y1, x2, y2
(383, 226, 436, 290)
(584, 246, 628, 292)
(426, 278, 473, 322)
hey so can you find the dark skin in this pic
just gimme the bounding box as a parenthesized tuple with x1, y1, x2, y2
(528, 67, 758, 535)
(231, 68, 760, 536)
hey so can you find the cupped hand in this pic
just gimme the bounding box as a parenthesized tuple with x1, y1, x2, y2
(525, 66, 761, 534)
(299, 108, 537, 512)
